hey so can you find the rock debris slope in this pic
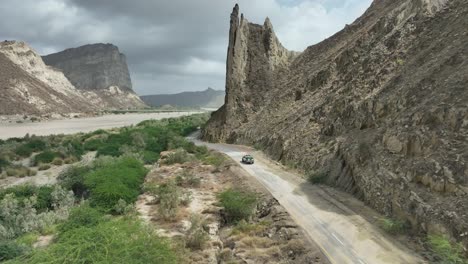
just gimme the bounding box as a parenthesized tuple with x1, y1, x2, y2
(204, 0, 468, 247)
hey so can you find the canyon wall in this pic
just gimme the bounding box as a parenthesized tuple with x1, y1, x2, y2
(204, 0, 468, 245)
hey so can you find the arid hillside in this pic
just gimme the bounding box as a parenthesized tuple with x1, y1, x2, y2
(204, 0, 468, 248)
(0, 41, 145, 115)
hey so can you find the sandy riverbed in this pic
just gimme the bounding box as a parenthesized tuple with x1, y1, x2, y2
(0, 112, 200, 139)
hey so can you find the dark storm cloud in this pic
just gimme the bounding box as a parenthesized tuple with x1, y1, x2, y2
(0, 0, 372, 95)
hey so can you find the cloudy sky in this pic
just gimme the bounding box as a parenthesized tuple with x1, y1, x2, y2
(0, 0, 372, 95)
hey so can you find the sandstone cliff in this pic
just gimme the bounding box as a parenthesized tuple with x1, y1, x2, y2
(204, 0, 468, 246)
(43, 43, 145, 109)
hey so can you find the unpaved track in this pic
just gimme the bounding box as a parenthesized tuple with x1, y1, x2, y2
(0, 112, 200, 139)
(189, 134, 425, 264)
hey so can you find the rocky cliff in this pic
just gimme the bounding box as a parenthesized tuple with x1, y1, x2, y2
(204, 0, 468, 247)
(0, 41, 97, 115)
(43, 43, 145, 109)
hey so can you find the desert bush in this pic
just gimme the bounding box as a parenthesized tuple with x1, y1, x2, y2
(0, 186, 74, 240)
(59, 203, 104, 232)
(58, 165, 92, 197)
(0, 157, 10, 174)
(218, 189, 257, 224)
(0, 185, 54, 212)
(33, 151, 62, 166)
(83, 139, 104, 151)
(185, 214, 209, 250)
(202, 154, 225, 169)
(176, 170, 201, 188)
(154, 181, 180, 220)
(9, 217, 178, 264)
(84, 156, 148, 211)
(378, 217, 407, 234)
(13, 145, 33, 158)
(428, 235, 467, 264)
(96, 144, 122, 157)
(180, 192, 193, 207)
(52, 158, 64, 166)
(5, 166, 32, 178)
(14, 139, 46, 158)
(307, 170, 328, 184)
(165, 149, 191, 165)
(61, 139, 84, 159)
(0, 240, 28, 261)
(63, 156, 78, 164)
(38, 164, 50, 171)
(140, 150, 159, 165)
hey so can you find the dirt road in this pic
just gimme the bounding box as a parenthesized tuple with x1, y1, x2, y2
(189, 134, 425, 264)
(0, 112, 200, 139)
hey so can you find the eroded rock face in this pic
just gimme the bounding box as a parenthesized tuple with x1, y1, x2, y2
(43, 43, 145, 109)
(43, 44, 132, 91)
(204, 0, 468, 246)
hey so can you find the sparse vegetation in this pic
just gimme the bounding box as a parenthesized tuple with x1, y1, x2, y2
(428, 235, 468, 264)
(378, 217, 407, 234)
(185, 214, 209, 250)
(155, 181, 181, 220)
(0, 114, 210, 262)
(164, 149, 192, 165)
(33, 151, 62, 166)
(218, 189, 257, 223)
(8, 217, 179, 264)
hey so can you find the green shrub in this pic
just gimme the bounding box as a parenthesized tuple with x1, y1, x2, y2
(24, 139, 46, 152)
(307, 170, 328, 184)
(58, 165, 92, 198)
(218, 189, 257, 224)
(59, 204, 104, 232)
(96, 144, 122, 157)
(0, 157, 10, 173)
(14, 145, 33, 158)
(165, 149, 191, 165)
(5, 166, 32, 178)
(84, 156, 148, 211)
(428, 235, 467, 264)
(38, 164, 51, 171)
(378, 217, 407, 234)
(33, 151, 62, 166)
(153, 181, 180, 220)
(52, 158, 64, 166)
(202, 154, 225, 169)
(0, 185, 54, 212)
(0, 240, 28, 261)
(83, 139, 104, 151)
(10, 218, 178, 264)
(185, 214, 209, 250)
(61, 139, 84, 159)
(141, 150, 159, 165)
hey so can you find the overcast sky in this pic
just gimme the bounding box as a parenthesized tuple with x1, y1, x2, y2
(0, 0, 372, 95)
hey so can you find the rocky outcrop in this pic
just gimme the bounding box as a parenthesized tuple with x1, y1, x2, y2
(141, 88, 225, 108)
(43, 43, 145, 109)
(0, 41, 145, 115)
(0, 41, 97, 115)
(204, 0, 468, 247)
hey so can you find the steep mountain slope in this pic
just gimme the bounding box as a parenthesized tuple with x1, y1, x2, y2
(0, 41, 97, 115)
(43, 43, 145, 109)
(141, 88, 225, 108)
(204, 0, 468, 247)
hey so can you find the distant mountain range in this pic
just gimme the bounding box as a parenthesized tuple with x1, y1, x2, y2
(141, 88, 225, 109)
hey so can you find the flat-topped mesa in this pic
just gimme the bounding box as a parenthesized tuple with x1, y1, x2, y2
(43, 43, 133, 92)
(205, 5, 296, 142)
